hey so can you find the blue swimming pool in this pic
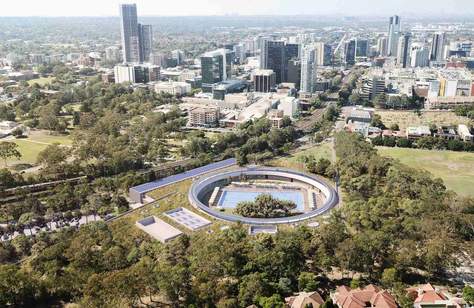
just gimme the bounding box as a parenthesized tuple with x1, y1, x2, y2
(217, 190, 305, 212)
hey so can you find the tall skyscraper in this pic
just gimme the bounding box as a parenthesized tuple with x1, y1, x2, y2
(430, 32, 446, 62)
(344, 39, 356, 66)
(260, 41, 300, 84)
(376, 37, 388, 56)
(410, 46, 430, 68)
(314, 42, 332, 66)
(300, 45, 317, 93)
(397, 33, 412, 68)
(119, 4, 153, 64)
(200, 49, 233, 92)
(138, 24, 153, 63)
(355, 39, 369, 58)
(120, 4, 140, 63)
(387, 15, 401, 56)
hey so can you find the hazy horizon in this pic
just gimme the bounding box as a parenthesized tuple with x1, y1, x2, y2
(1, 0, 474, 17)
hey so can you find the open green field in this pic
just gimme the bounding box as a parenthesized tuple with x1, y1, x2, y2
(271, 142, 334, 170)
(377, 146, 474, 197)
(376, 110, 471, 131)
(27, 76, 55, 86)
(5, 130, 72, 167)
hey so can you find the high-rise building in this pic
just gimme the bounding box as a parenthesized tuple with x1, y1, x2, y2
(253, 69, 276, 92)
(105, 46, 121, 63)
(397, 33, 412, 68)
(300, 45, 316, 93)
(314, 42, 332, 66)
(171, 50, 185, 65)
(356, 39, 369, 58)
(138, 24, 153, 63)
(260, 40, 300, 84)
(410, 46, 430, 68)
(287, 59, 301, 88)
(261, 41, 286, 83)
(114, 63, 159, 84)
(200, 49, 233, 92)
(377, 37, 388, 56)
(430, 32, 446, 62)
(387, 15, 401, 56)
(344, 39, 356, 66)
(119, 4, 152, 64)
(120, 4, 140, 63)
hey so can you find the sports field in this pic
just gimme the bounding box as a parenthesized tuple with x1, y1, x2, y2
(377, 146, 474, 197)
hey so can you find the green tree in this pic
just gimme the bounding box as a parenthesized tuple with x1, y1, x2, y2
(0, 142, 21, 167)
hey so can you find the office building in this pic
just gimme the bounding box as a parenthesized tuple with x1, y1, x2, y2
(300, 44, 318, 93)
(430, 32, 446, 62)
(155, 81, 192, 96)
(114, 63, 159, 84)
(120, 4, 140, 63)
(287, 59, 301, 88)
(387, 15, 401, 56)
(260, 40, 286, 83)
(360, 75, 385, 102)
(356, 39, 369, 58)
(253, 69, 276, 92)
(314, 42, 332, 66)
(200, 49, 233, 92)
(448, 41, 472, 57)
(172, 50, 185, 65)
(397, 33, 412, 68)
(260, 41, 300, 84)
(119, 4, 153, 64)
(105, 46, 121, 63)
(138, 24, 153, 63)
(344, 39, 356, 66)
(410, 46, 430, 68)
(377, 36, 388, 56)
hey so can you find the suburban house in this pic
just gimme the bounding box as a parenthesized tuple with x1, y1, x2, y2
(285, 291, 325, 308)
(406, 283, 466, 308)
(332, 285, 398, 308)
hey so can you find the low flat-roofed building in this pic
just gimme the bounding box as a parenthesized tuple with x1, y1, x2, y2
(155, 81, 191, 96)
(458, 124, 473, 142)
(164, 207, 212, 231)
(346, 108, 373, 124)
(135, 216, 182, 243)
(425, 96, 474, 110)
(407, 126, 431, 139)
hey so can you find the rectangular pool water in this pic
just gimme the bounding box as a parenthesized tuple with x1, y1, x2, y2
(217, 190, 305, 212)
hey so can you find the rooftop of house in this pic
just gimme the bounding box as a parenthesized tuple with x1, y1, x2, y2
(333, 284, 397, 308)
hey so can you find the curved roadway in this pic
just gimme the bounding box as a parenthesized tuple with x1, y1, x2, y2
(188, 167, 339, 225)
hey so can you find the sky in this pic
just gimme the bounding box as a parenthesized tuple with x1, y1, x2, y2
(0, 0, 473, 17)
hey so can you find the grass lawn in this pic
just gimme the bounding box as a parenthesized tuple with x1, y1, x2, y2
(377, 146, 474, 197)
(271, 142, 334, 170)
(376, 110, 471, 131)
(27, 76, 55, 86)
(5, 130, 72, 167)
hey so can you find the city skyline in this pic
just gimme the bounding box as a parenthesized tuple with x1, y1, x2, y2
(1, 0, 474, 17)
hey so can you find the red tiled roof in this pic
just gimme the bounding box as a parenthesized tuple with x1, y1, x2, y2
(335, 285, 397, 308)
